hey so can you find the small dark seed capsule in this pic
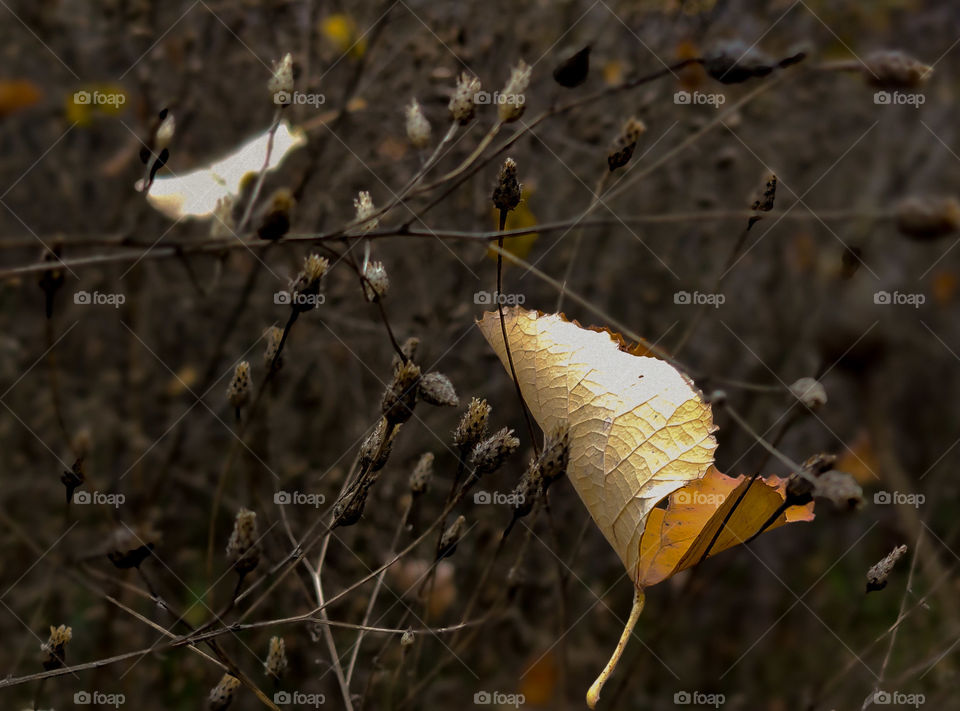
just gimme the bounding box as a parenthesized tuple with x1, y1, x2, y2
(553, 45, 591, 88)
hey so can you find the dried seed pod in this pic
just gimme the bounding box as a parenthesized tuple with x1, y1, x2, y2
(813, 470, 863, 510)
(498, 60, 531, 123)
(226, 361, 252, 410)
(438, 515, 467, 559)
(789, 377, 827, 410)
(392, 336, 420, 369)
(264, 636, 288, 680)
(256, 188, 295, 241)
(536, 426, 570, 489)
(449, 72, 481, 124)
(453, 397, 491, 448)
(867, 544, 908, 593)
(362, 260, 390, 302)
(269, 53, 294, 102)
(290, 254, 330, 312)
(209, 673, 242, 710)
(607, 117, 646, 171)
(41, 624, 72, 670)
(704, 41, 775, 83)
(418, 372, 459, 407)
(105, 525, 158, 569)
(751, 173, 777, 213)
(359, 419, 401, 471)
(405, 99, 431, 149)
(470, 427, 520, 476)
(896, 196, 960, 241)
(862, 50, 931, 89)
(382, 361, 421, 425)
(400, 628, 415, 647)
(354, 190, 379, 234)
(409, 452, 435, 495)
(492, 158, 522, 213)
(332, 480, 372, 528)
(263, 326, 284, 369)
(226, 508, 260, 576)
(553, 45, 590, 88)
(510, 464, 542, 519)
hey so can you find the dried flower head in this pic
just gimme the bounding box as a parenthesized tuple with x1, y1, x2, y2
(264, 635, 288, 680)
(438, 515, 467, 559)
(536, 426, 570, 488)
(359, 419, 402, 472)
(269, 52, 295, 103)
(362, 260, 390, 302)
(492, 158, 522, 212)
(226, 507, 260, 575)
(409, 452, 435, 495)
(607, 117, 646, 171)
(105, 524, 158, 569)
(263, 326, 284, 369)
(789, 377, 827, 410)
(449, 72, 481, 124)
(867, 544, 909, 593)
(400, 628, 415, 647)
(392, 336, 420, 369)
(752, 172, 778, 212)
(453, 397, 491, 448)
(418, 372, 459, 407)
(210, 196, 236, 239)
(209, 673, 242, 710)
(332, 480, 372, 528)
(498, 60, 531, 122)
(813, 470, 863, 510)
(256, 188, 295, 241)
(226, 361, 252, 410)
(511, 463, 542, 519)
(896, 196, 960, 241)
(382, 360, 421, 424)
(41, 624, 72, 670)
(406, 99, 431, 149)
(863, 50, 931, 89)
(470, 427, 520, 476)
(290, 253, 329, 312)
(354, 190, 379, 234)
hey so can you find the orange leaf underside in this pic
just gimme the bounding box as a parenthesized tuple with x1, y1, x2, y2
(636, 466, 815, 587)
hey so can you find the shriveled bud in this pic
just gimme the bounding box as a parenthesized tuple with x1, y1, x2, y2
(263, 326, 284, 369)
(105, 524, 158, 569)
(607, 117, 646, 171)
(264, 636, 288, 679)
(392, 336, 420, 369)
(362, 260, 390, 302)
(227, 361, 252, 409)
(409, 452, 434, 495)
(332, 480, 372, 528)
(359, 419, 401, 471)
(867, 544, 908, 593)
(470, 427, 520, 476)
(498, 60, 530, 123)
(896, 196, 960, 241)
(704, 41, 775, 84)
(209, 673, 242, 710)
(492, 158, 521, 212)
(511, 464, 542, 519)
(419, 372, 459, 407)
(789, 377, 827, 410)
(813, 470, 863, 510)
(382, 361, 421, 424)
(290, 254, 330, 312)
(454, 397, 491, 448)
(269, 53, 295, 102)
(449, 72, 481, 124)
(400, 628, 415, 647)
(406, 99, 431, 149)
(752, 172, 777, 213)
(552, 45, 590, 88)
(256, 188, 295, 241)
(438, 515, 467, 559)
(226, 508, 260, 575)
(41, 624, 72, 670)
(862, 50, 931, 89)
(353, 190, 379, 234)
(536, 426, 570, 488)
